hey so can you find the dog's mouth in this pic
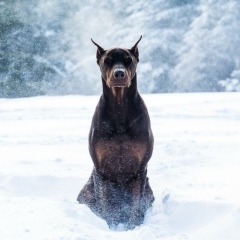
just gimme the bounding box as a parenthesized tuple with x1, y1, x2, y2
(111, 80, 130, 88)
(107, 79, 130, 88)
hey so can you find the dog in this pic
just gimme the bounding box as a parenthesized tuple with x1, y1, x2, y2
(77, 36, 154, 230)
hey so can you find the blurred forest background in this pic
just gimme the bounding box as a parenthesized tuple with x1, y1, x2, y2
(0, 0, 240, 98)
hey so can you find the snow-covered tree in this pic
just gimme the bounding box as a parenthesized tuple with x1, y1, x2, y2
(1, 0, 240, 97)
(172, 0, 240, 92)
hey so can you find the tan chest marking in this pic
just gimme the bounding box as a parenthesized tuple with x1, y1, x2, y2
(94, 140, 147, 164)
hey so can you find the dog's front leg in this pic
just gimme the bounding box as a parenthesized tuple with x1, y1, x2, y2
(92, 169, 109, 218)
(128, 175, 145, 229)
(92, 170, 122, 226)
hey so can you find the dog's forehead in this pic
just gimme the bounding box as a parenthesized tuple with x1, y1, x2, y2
(105, 48, 130, 58)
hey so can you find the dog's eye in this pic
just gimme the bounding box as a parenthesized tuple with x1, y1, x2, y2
(105, 58, 112, 65)
(124, 57, 132, 64)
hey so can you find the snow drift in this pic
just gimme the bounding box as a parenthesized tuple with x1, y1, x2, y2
(0, 93, 240, 239)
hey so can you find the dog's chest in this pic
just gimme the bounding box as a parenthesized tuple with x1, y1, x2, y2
(91, 133, 147, 182)
(93, 133, 147, 162)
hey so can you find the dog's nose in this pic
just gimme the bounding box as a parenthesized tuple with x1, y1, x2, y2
(113, 69, 126, 79)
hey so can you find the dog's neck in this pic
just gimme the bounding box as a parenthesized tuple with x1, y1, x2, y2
(101, 75, 139, 132)
(102, 74, 138, 106)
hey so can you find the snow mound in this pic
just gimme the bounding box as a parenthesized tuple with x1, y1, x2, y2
(0, 93, 240, 239)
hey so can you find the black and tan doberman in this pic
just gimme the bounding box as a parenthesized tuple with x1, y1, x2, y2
(77, 36, 154, 230)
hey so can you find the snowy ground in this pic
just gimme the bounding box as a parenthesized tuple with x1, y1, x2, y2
(0, 92, 240, 240)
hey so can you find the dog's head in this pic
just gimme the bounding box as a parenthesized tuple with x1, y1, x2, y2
(91, 36, 142, 88)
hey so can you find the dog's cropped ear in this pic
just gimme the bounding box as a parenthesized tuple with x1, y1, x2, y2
(129, 35, 142, 62)
(91, 39, 105, 63)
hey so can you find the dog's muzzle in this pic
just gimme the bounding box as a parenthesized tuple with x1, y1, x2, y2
(110, 67, 129, 87)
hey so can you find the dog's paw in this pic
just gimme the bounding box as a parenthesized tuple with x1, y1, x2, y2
(128, 209, 145, 229)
